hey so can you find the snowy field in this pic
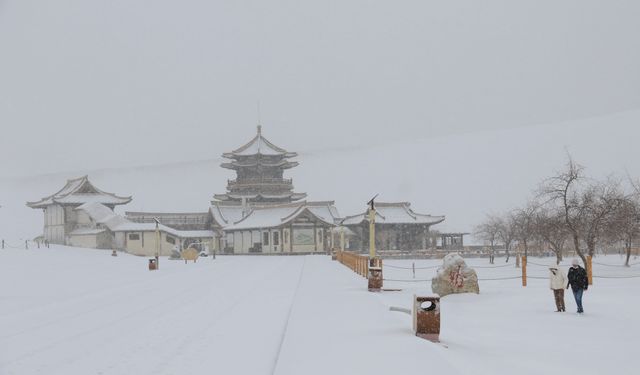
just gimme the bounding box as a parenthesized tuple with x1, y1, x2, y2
(1, 247, 638, 375)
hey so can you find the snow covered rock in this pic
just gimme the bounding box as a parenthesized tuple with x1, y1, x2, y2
(431, 253, 479, 297)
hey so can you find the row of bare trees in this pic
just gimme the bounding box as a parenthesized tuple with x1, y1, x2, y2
(476, 158, 640, 268)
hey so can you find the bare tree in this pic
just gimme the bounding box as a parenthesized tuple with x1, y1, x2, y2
(608, 196, 640, 266)
(575, 179, 625, 258)
(475, 215, 501, 263)
(533, 208, 569, 264)
(539, 157, 588, 268)
(513, 204, 538, 258)
(497, 213, 516, 263)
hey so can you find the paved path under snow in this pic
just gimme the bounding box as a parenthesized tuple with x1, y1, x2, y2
(0, 249, 456, 375)
(3, 247, 638, 375)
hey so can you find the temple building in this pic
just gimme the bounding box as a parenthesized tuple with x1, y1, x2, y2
(27, 126, 451, 255)
(341, 202, 445, 252)
(26, 176, 215, 254)
(210, 126, 339, 253)
(26, 176, 132, 245)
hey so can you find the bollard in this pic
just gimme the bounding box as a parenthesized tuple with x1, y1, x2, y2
(413, 294, 440, 342)
(148, 258, 157, 271)
(368, 258, 383, 292)
(522, 256, 527, 287)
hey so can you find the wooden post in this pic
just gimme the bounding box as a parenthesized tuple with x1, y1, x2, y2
(1, 239, 4, 249)
(522, 256, 527, 287)
(516, 254, 520, 268)
(587, 255, 593, 285)
(412, 262, 416, 279)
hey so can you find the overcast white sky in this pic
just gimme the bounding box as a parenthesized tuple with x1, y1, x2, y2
(1, 0, 640, 178)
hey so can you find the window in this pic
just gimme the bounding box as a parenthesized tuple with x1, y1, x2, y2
(273, 231, 280, 246)
(128, 233, 140, 241)
(263, 232, 270, 246)
(166, 235, 175, 245)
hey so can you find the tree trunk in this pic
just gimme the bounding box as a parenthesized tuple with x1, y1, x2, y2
(625, 240, 632, 267)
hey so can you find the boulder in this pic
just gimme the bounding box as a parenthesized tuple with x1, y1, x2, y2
(431, 253, 479, 297)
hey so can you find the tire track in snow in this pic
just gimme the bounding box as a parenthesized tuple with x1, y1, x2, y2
(270, 256, 306, 375)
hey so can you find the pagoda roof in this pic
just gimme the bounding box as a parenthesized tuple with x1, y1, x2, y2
(213, 192, 307, 202)
(341, 202, 445, 226)
(27, 176, 132, 209)
(223, 126, 297, 158)
(221, 160, 299, 170)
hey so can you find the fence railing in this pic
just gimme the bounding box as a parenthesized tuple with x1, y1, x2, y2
(335, 250, 382, 278)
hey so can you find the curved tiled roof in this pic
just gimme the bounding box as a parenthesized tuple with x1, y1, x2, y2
(26, 176, 132, 209)
(222, 126, 297, 158)
(341, 202, 445, 226)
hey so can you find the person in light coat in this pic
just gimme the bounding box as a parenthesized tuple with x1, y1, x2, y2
(549, 265, 567, 312)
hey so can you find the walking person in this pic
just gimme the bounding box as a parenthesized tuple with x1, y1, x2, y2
(549, 265, 567, 312)
(567, 259, 589, 313)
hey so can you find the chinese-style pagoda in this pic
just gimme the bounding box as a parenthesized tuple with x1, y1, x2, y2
(213, 125, 307, 204)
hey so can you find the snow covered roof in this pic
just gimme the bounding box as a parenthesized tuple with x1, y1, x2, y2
(75, 202, 129, 231)
(111, 222, 214, 238)
(27, 176, 132, 209)
(75, 202, 213, 238)
(223, 201, 338, 231)
(221, 159, 299, 170)
(210, 204, 247, 226)
(69, 228, 107, 236)
(341, 202, 445, 226)
(222, 126, 297, 158)
(214, 192, 307, 202)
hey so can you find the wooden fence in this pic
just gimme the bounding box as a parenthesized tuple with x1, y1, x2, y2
(336, 250, 382, 278)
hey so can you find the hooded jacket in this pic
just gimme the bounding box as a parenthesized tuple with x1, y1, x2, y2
(549, 267, 567, 290)
(567, 265, 589, 290)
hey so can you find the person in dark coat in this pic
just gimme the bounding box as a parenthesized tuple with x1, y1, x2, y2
(567, 258, 589, 313)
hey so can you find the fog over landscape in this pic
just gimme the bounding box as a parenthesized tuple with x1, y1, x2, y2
(3, 2, 640, 375)
(1, 0, 640, 237)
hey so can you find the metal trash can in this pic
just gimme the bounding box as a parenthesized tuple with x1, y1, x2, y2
(148, 258, 157, 271)
(412, 294, 440, 342)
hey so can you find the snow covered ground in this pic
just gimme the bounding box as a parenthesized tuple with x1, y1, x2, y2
(1, 247, 638, 375)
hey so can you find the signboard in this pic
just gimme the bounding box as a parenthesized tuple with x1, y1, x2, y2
(293, 228, 314, 245)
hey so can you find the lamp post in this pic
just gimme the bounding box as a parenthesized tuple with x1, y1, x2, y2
(154, 217, 160, 270)
(366, 194, 382, 291)
(367, 194, 378, 258)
